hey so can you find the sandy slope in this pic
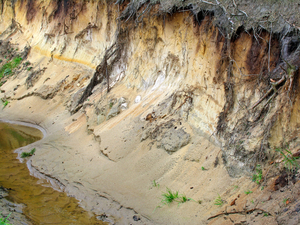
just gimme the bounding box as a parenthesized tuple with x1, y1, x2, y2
(0, 52, 286, 225)
(1, 1, 300, 224)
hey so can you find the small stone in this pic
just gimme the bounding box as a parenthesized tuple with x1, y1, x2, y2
(133, 215, 140, 221)
(119, 97, 126, 104)
(135, 96, 141, 103)
(120, 103, 127, 111)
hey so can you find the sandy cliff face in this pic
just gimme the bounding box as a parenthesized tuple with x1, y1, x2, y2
(1, 0, 300, 224)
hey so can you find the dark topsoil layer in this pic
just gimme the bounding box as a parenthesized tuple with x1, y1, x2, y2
(116, 0, 300, 36)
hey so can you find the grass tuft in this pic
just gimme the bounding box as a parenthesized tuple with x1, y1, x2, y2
(252, 164, 263, 184)
(0, 56, 22, 78)
(244, 190, 253, 195)
(276, 147, 300, 171)
(152, 180, 160, 188)
(155, 188, 196, 210)
(161, 188, 179, 205)
(178, 194, 189, 203)
(214, 194, 223, 206)
(1, 99, 9, 109)
(0, 213, 12, 225)
(21, 148, 36, 158)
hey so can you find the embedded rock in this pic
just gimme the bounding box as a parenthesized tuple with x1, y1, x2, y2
(158, 128, 190, 153)
(107, 97, 127, 120)
(107, 103, 121, 120)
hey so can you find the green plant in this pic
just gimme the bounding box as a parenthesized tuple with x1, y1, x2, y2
(201, 166, 206, 170)
(178, 194, 188, 203)
(1, 100, 9, 109)
(157, 188, 192, 209)
(0, 213, 12, 225)
(283, 198, 291, 206)
(214, 194, 223, 206)
(161, 188, 179, 205)
(276, 147, 300, 171)
(109, 102, 114, 108)
(0, 81, 6, 87)
(244, 190, 253, 195)
(233, 185, 239, 191)
(178, 194, 191, 204)
(0, 56, 22, 78)
(197, 200, 202, 204)
(3, 68, 12, 76)
(21, 148, 36, 158)
(152, 180, 160, 188)
(263, 212, 269, 217)
(12, 56, 22, 67)
(27, 67, 32, 71)
(252, 164, 263, 184)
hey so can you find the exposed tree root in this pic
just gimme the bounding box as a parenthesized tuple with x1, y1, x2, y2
(0, 19, 23, 39)
(71, 28, 127, 114)
(251, 61, 297, 110)
(74, 23, 99, 40)
(207, 208, 272, 220)
(251, 75, 285, 110)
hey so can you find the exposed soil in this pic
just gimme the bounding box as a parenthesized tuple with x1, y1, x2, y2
(1, 1, 300, 224)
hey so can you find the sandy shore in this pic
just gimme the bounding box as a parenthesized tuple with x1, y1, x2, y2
(0, 55, 236, 224)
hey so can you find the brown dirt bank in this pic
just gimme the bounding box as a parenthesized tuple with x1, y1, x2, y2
(1, 0, 300, 224)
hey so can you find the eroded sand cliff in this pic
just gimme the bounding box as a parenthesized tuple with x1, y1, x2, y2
(1, 1, 300, 224)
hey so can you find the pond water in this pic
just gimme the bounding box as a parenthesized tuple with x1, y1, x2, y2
(0, 122, 106, 224)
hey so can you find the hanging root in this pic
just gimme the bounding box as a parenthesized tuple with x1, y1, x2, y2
(70, 27, 127, 114)
(71, 43, 119, 113)
(251, 60, 297, 110)
(251, 75, 286, 110)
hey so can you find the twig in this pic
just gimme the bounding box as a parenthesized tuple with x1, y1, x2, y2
(262, 91, 276, 109)
(251, 88, 273, 110)
(262, 166, 271, 186)
(232, 0, 248, 17)
(201, 0, 218, 7)
(268, 22, 272, 74)
(231, 59, 244, 78)
(136, 3, 152, 23)
(207, 208, 272, 220)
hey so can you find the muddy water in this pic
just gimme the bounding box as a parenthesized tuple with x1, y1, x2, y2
(0, 122, 106, 224)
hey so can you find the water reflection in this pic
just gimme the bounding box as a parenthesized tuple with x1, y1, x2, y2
(0, 122, 42, 150)
(0, 122, 105, 224)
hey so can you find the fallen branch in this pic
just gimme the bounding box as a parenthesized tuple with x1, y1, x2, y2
(207, 208, 272, 220)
